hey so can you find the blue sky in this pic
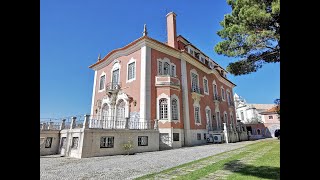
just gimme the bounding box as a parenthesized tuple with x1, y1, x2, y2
(40, 0, 280, 119)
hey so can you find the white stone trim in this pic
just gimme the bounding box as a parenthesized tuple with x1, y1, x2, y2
(126, 57, 136, 83)
(157, 93, 170, 122)
(145, 46, 151, 122)
(170, 94, 180, 124)
(110, 61, 121, 83)
(140, 46, 147, 123)
(116, 92, 130, 118)
(90, 71, 98, 115)
(98, 72, 106, 92)
(203, 76, 209, 95)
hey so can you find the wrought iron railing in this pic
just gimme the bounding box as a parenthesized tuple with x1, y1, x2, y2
(191, 86, 202, 94)
(106, 82, 121, 91)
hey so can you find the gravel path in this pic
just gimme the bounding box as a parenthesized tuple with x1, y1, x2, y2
(40, 139, 267, 180)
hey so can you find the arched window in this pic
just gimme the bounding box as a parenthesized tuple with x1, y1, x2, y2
(163, 62, 170, 75)
(116, 100, 125, 121)
(159, 98, 168, 119)
(101, 104, 109, 121)
(171, 99, 178, 120)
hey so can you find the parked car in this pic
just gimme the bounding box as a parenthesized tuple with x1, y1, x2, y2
(274, 129, 280, 139)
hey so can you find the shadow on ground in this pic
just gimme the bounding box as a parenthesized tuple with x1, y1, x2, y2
(224, 160, 280, 179)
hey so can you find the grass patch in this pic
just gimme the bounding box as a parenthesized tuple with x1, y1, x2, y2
(135, 140, 277, 180)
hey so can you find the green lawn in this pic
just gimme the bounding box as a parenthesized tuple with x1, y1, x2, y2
(135, 139, 280, 180)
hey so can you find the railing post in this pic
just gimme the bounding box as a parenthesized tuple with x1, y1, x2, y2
(60, 119, 66, 130)
(70, 117, 76, 129)
(83, 115, 90, 129)
(154, 119, 159, 130)
(48, 122, 54, 130)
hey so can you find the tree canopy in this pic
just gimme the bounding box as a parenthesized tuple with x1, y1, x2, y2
(215, 0, 280, 76)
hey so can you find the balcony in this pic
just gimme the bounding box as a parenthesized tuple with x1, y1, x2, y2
(191, 86, 203, 95)
(106, 82, 121, 93)
(155, 76, 180, 88)
(213, 94, 222, 102)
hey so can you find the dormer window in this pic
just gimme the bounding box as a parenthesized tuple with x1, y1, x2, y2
(189, 49, 194, 56)
(195, 52, 200, 59)
(200, 57, 205, 63)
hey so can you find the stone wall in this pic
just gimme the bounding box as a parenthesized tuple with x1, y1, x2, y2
(40, 130, 60, 156)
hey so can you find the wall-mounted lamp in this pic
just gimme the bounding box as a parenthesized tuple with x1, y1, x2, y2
(133, 100, 137, 106)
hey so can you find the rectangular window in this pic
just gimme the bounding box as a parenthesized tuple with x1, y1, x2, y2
(268, 116, 273, 119)
(138, 136, 148, 146)
(197, 133, 201, 140)
(221, 88, 225, 100)
(99, 75, 105, 90)
(45, 137, 53, 148)
(171, 65, 175, 77)
(204, 79, 208, 94)
(204, 133, 207, 140)
(213, 84, 218, 99)
(71, 137, 79, 149)
(128, 62, 135, 80)
(189, 49, 194, 56)
(173, 133, 179, 141)
(158, 61, 162, 75)
(100, 136, 114, 148)
(241, 111, 244, 120)
(195, 107, 200, 123)
(200, 57, 205, 63)
(60, 137, 66, 148)
(191, 73, 199, 93)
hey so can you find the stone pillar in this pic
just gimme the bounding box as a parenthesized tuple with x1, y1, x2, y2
(83, 115, 90, 129)
(60, 119, 66, 130)
(70, 117, 76, 129)
(223, 123, 228, 144)
(48, 122, 54, 130)
(41, 123, 47, 131)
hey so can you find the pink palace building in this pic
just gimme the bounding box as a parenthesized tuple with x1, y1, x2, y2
(88, 12, 241, 149)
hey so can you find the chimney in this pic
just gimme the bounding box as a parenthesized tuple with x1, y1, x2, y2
(166, 12, 178, 49)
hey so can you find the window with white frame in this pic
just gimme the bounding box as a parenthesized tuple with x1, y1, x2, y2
(72, 137, 79, 149)
(221, 87, 225, 100)
(191, 73, 199, 92)
(138, 136, 148, 146)
(116, 99, 125, 121)
(159, 98, 168, 119)
(127, 62, 135, 80)
(99, 75, 106, 90)
(158, 61, 163, 75)
(213, 83, 218, 99)
(197, 133, 201, 140)
(203, 78, 208, 94)
(171, 65, 176, 77)
(101, 104, 109, 121)
(171, 98, 178, 120)
(195, 106, 200, 123)
(224, 113, 228, 125)
(100, 136, 114, 148)
(163, 62, 170, 75)
(200, 57, 205, 63)
(216, 111, 221, 129)
(189, 48, 194, 56)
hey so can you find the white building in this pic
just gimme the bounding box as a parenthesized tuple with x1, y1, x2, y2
(234, 93, 275, 124)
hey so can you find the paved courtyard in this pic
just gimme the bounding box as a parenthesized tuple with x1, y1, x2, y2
(40, 139, 267, 180)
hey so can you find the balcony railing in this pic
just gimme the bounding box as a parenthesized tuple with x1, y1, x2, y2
(191, 86, 202, 94)
(213, 94, 222, 102)
(89, 119, 153, 130)
(155, 76, 180, 88)
(106, 82, 121, 91)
